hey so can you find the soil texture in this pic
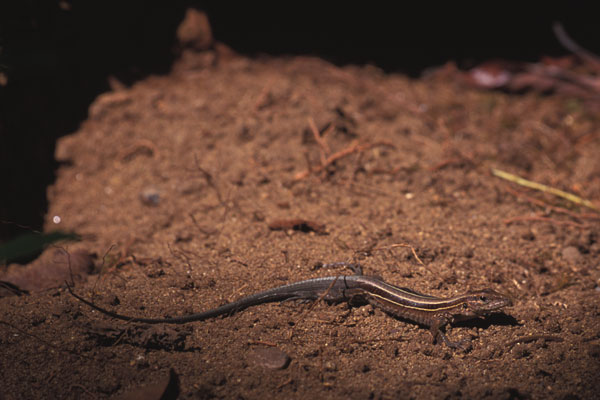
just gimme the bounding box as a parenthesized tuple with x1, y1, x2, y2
(2, 46, 600, 399)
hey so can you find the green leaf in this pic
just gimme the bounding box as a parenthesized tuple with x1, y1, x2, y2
(0, 231, 80, 264)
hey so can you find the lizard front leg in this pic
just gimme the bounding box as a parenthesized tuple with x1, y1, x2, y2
(429, 316, 472, 351)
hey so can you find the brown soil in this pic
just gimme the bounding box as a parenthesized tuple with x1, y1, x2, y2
(2, 47, 600, 399)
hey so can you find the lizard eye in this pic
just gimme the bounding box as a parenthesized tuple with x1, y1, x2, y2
(462, 303, 468, 309)
(479, 296, 488, 302)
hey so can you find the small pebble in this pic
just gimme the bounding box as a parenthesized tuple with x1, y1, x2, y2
(247, 347, 291, 370)
(140, 186, 161, 206)
(561, 246, 581, 264)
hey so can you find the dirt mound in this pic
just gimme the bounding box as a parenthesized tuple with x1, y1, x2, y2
(2, 42, 600, 398)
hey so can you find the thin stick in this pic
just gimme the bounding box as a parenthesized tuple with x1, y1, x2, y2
(507, 334, 564, 349)
(308, 117, 331, 165)
(248, 339, 277, 347)
(91, 244, 116, 294)
(491, 168, 599, 212)
(294, 141, 394, 180)
(372, 243, 425, 266)
(277, 377, 294, 390)
(503, 186, 589, 220)
(428, 158, 464, 172)
(189, 213, 217, 236)
(288, 275, 341, 340)
(503, 215, 587, 229)
(296, 275, 339, 323)
(553, 22, 600, 71)
(69, 384, 98, 400)
(194, 155, 224, 205)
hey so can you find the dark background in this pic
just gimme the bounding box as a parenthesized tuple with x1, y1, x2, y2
(0, 1, 597, 243)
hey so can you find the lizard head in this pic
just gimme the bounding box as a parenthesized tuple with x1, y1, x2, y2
(454, 289, 512, 320)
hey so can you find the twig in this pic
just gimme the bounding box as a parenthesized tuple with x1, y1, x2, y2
(428, 158, 464, 172)
(189, 213, 217, 236)
(372, 243, 425, 266)
(491, 168, 599, 212)
(297, 275, 339, 322)
(507, 334, 564, 349)
(91, 244, 116, 294)
(503, 186, 596, 221)
(342, 180, 396, 198)
(503, 215, 587, 229)
(276, 377, 294, 390)
(253, 84, 273, 111)
(553, 22, 600, 72)
(526, 62, 600, 94)
(193, 155, 224, 205)
(167, 243, 193, 274)
(69, 384, 98, 400)
(248, 339, 277, 347)
(289, 275, 340, 340)
(0, 281, 28, 296)
(302, 151, 313, 177)
(352, 336, 407, 345)
(294, 141, 394, 180)
(308, 117, 331, 165)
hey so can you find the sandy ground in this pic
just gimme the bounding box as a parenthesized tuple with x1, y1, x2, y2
(2, 46, 600, 399)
